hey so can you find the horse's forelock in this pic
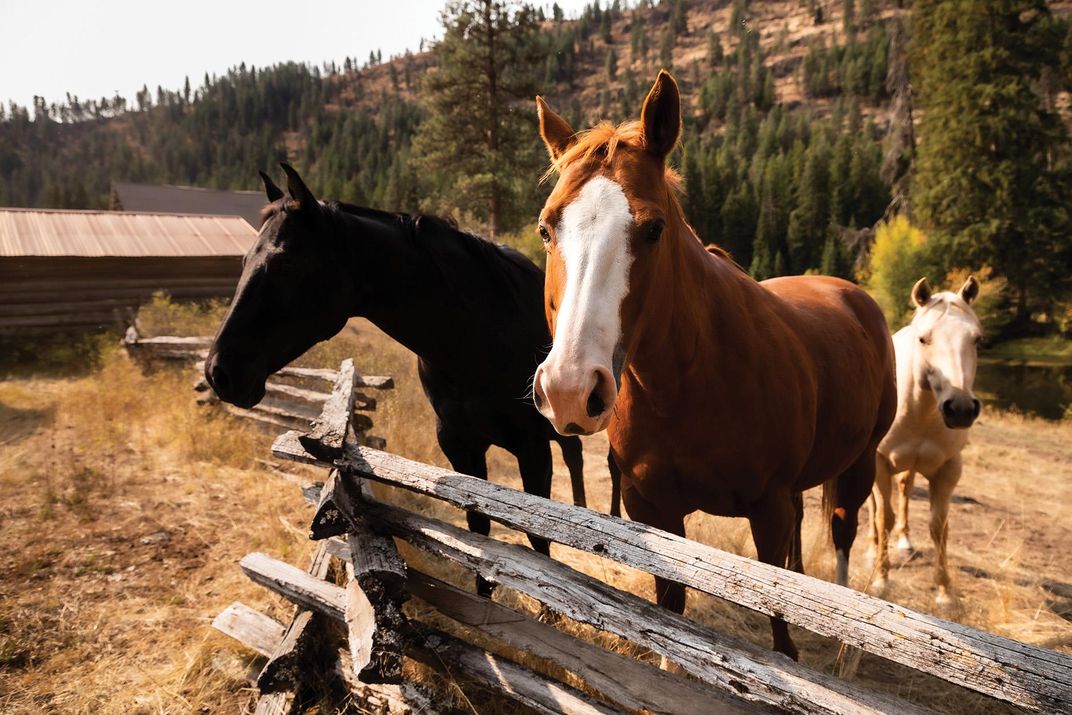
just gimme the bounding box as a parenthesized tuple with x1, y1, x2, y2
(544, 120, 682, 193)
(916, 292, 980, 331)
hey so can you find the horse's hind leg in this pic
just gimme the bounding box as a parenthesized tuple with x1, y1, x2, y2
(929, 455, 962, 605)
(869, 454, 894, 592)
(832, 445, 879, 589)
(437, 425, 493, 595)
(554, 435, 586, 508)
(892, 470, 916, 554)
(788, 491, 805, 575)
(749, 489, 799, 660)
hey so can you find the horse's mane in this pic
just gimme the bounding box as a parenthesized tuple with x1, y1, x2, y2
(705, 244, 749, 275)
(324, 202, 544, 302)
(259, 199, 539, 278)
(545, 119, 683, 194)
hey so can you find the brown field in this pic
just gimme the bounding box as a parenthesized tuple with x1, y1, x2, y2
(1, 315, 1070, 714)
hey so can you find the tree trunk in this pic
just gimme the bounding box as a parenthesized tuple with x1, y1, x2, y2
(484, 0, 501, 239)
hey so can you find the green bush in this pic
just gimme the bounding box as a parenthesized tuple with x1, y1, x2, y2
(134, 292, 229, 337)
(863, 215, 938, 329)
(495, 227, 546, 268)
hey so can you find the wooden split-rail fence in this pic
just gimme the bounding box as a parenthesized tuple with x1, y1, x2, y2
(125, 327, 1072, 714)
(122, 325, 391, 446)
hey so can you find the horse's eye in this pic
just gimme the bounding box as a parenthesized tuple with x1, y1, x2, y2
(539, 225, 551, 243)
(646, 220, 665, 243)
(919, 336, 930, 346)
(974, 335, 983, 345)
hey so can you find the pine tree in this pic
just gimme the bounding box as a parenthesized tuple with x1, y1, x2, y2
(605, 46, 618, 80)
(912, 0, 1071, 323)
(706, 30, 723, 68)
(672, 0, 688, 35)
(787, 140, 831, 272)
(659, 25, 674, 69)
(412, 0, 548, 237)
(842, 0, 855, 37)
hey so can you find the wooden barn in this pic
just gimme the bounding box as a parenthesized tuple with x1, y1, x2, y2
(0, 208, 255, 333)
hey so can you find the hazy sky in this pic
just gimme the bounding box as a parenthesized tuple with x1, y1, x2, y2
(0, 0, 592, 110)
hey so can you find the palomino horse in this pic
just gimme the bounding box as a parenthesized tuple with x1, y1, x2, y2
(205, 165, 587, 594)
(868, 276, 982, 604)
(531, 72, 896, 659)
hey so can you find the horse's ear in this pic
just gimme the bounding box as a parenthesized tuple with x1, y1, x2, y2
(911, 277, 932, 307)
(959, 275, 980, 305)
(537, 96, 575, 161)
(280, 162, 317, 210)
(259, 170, 284, 202)
(640, 70, 681, 162)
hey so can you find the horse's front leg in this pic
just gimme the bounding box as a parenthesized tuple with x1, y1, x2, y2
(436, 423, 493, 596)
(929, 455, 962, 606)
(749, 488, 799, 660)
(620, 480, 688, 669)
(515, 439, 553, 558)
(892, 470, 916, 555)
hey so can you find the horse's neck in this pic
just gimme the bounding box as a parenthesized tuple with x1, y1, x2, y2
(628, 217, 764, 383)
(343, 217, 484, 366)
(340, 215, 529, 379)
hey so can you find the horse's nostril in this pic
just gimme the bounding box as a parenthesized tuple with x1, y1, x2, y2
(941, 399, 954, 416)
(972, 399, 981, 417)
(211, 364, 230, 393)
(586, 388, 606, 418)
(533, 390, 543, 409)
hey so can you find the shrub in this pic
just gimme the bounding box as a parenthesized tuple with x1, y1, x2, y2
(135, 292, 229, 337)
(495, 228, 546, 268)
(862, 215, 938, 329)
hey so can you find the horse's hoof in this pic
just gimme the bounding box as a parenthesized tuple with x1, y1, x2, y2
(935, 589, 957, 608)
(476, 575, 496, 598)
(869, 576, 889, 596)
(895, 535, 914, 553)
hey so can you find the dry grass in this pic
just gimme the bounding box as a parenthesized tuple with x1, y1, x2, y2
(1, 314, 1069, 713)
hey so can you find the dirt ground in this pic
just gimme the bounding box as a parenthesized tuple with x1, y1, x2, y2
(1, 318, 1070, 714)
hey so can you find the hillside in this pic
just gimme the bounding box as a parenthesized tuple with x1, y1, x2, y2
(0, 1, 904, 208)
(1, 0, 1069, 269)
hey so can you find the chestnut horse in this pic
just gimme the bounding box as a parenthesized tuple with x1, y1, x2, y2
(531, 72, 896, 659)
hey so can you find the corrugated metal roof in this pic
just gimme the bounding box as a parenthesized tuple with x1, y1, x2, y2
(0, 208, 257, 257)
(114, 182, 267, 227)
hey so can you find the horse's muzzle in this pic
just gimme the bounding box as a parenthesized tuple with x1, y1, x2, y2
(532, 362, 617, 436)
(205, 351, 266, 409)
(941, 395, 980, 429)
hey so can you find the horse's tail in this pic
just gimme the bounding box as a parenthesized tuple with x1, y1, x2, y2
(821, 475, 839, 540)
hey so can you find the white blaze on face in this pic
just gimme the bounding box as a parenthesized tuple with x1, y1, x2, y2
(549, 176, 634, 372)
(533, 175, 635, 433)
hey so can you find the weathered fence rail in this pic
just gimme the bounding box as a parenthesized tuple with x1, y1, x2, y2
(122, 325, 391, 445)
(208, 355, 1071, 714)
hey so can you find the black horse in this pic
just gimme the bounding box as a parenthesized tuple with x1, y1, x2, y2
(205, 164, 588, 589)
